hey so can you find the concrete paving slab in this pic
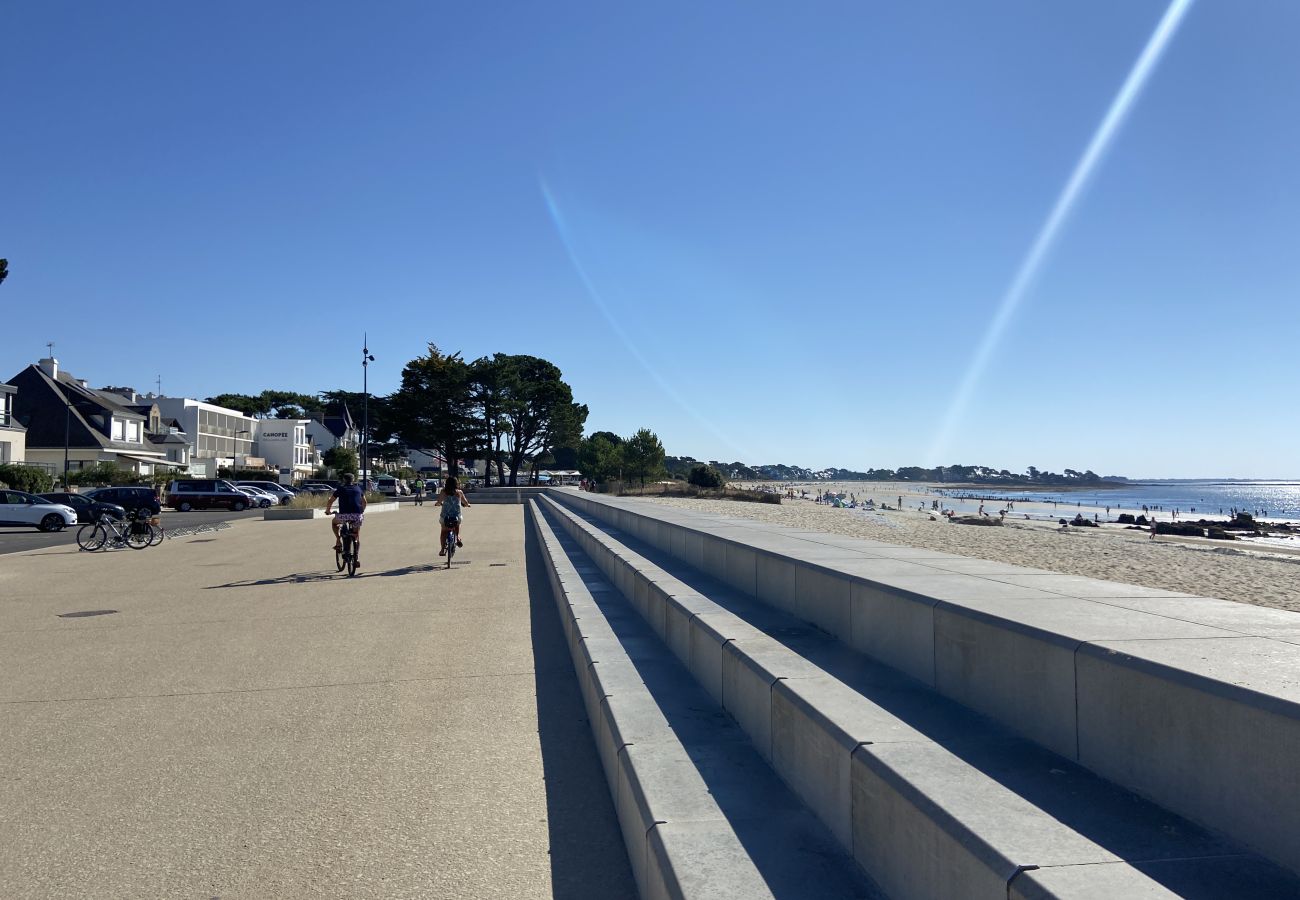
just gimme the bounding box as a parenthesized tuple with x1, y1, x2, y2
(982, 572, 1198, 599)
(1, 504, 634, 899)
(1085, 594, 1300, 641)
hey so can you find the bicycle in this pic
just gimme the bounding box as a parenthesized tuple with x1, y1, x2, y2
(77, 513, 149, 551)
(330, 513, 359, 577)
(443, 526, 457, 568)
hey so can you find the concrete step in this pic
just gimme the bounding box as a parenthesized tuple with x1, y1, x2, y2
(538, 494, 1300, 899)
(527, 500, 878, 900)
(546, 489, 1300, 880)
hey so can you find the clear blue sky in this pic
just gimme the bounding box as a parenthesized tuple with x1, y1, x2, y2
(3, 1, 1297, 478)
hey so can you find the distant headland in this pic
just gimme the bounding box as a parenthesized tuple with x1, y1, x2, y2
(664, 458, 1127, 487)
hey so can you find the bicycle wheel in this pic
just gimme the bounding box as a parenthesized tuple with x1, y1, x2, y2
(126, 523, 151, 549)
(335, 546, 345, 572)
(147, 523, 163, 547)
(77, 523, 107, 551)
(445, 533, 455, 568)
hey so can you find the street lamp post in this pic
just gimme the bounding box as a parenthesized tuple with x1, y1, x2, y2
(362, 336, 375, 490)
(62, 391, 71, 490)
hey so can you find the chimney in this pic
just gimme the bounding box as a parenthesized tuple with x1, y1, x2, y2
(38, 357, 58, 380)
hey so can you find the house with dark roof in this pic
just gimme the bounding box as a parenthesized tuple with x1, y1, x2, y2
(5, 358, 186, 478)
(305, 401, 359, 453)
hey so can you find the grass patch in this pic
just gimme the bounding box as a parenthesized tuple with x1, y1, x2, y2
(287, 491, 386, 509)
(611, 483, 781, 504)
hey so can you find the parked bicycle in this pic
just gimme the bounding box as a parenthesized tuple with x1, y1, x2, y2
(76, 509, 159, 551)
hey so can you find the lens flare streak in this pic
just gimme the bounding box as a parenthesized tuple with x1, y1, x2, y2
(540, 180, 748, 456)
(927, 0, 1194, 465)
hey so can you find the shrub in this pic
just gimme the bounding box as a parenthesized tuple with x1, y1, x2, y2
(687, 464, 724, 489)
(0, 464, 54, 493)
(288, 490, 385, 509)
(323, 446, 359, 476)
(69, 462, 138, 487)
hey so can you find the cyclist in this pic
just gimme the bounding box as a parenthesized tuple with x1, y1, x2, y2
(326, 473, 367, 566)
(411, 477, 425, 506)
(435, 475, 472, 556)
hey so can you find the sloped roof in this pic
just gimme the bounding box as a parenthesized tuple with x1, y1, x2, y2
(7, 364, 156, 455)
(321, 400, 356, 439)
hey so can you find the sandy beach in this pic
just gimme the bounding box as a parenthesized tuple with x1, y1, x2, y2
(645, 481, 1300, 612)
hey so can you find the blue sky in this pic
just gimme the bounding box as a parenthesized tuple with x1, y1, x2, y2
(3, 1, 1297, 478)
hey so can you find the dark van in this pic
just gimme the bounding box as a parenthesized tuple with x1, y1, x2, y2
(165, 479, 252, 512)
(83, 486, 162, 517)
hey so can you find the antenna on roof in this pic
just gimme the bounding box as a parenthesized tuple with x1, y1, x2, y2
(156, 374, 162, 395)
(46, 341, 54, 356)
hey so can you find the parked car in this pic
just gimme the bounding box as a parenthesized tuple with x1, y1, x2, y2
(235, 481, 296, 505)
(164, 479, 254, 511)
(295, 482, 334, 495)
(39, 492, 127, 524)
(233, 486, 271, 507)
(0, 490, 79, 532)
(244, 486, 283, 507)
(374, 476, 401, 497)
(83, 486, 162, 517)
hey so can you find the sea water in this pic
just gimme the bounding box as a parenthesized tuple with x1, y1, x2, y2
(937, 482, 1300, 520)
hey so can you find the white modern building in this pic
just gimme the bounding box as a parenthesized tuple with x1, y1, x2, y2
(406, 447, 445, 475)
(154, 396, 259, 477)
(0, 383, 26, 464)
(256, 419, 316, 480)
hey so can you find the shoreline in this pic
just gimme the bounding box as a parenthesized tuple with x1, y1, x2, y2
(733, 480, 1298, 526)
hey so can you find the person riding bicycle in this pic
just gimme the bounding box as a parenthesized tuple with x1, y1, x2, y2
(435, 475, 471, 556)
(326, 473, 367, 566)
(411, 477, 425, 506)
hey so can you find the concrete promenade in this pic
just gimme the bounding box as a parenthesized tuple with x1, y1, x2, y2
(0, 505, 634, 899)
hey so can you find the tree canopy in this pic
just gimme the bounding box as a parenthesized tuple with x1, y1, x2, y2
(204, 390, 324, 420)
(387, 345, 483, 476)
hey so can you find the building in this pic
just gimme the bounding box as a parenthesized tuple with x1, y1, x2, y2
(0, 383, 26, 464)
(406, 447, 446, 476)
(153, 396, 259, 478)
(256, 418, 316, 481)
(5, 359, 177, 477)
(308, 401, 359, 451)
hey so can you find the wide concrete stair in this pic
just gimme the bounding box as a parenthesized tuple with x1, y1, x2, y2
(532, 491, 1300, 899)
(527, 500, 879, 899)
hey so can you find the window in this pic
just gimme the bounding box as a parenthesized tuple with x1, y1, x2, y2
(127, 421, 140, 442)
(111, 418, 125, 441)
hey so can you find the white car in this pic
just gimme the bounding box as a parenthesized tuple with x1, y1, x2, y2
(236, 486, 276, 509)
(0, 490, 79, 532)
(236, 481, 296, 505)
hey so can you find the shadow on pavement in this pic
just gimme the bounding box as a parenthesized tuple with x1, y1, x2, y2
(525, 518, 636, 899)
(204, 564, 443, 588)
